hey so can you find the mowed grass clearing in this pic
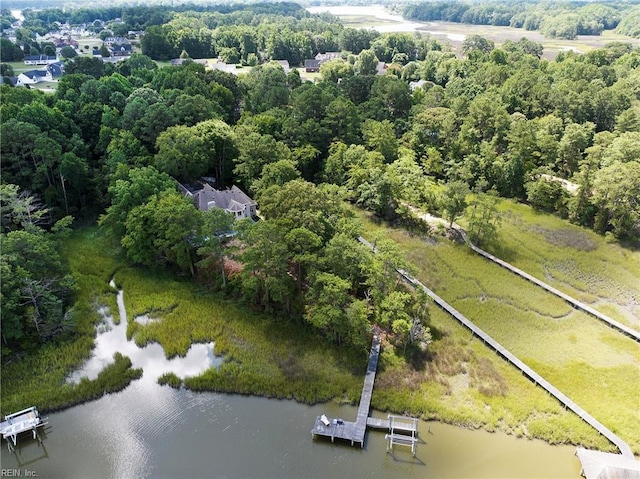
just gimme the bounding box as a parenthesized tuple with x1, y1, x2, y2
(354, 202, 640, 454)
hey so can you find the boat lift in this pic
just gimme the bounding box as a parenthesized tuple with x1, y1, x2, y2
(0, 407, 48, 452)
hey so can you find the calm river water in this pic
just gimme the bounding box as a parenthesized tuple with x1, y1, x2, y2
(0, 381, 582, 478)
(0, 283, 582, 478)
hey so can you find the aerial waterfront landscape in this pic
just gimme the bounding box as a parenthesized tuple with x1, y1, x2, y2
(1, 0, 639, 477)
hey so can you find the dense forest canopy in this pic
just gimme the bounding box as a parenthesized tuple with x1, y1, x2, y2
(1, 2, 639, 361)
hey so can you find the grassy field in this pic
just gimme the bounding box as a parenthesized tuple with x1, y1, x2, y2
(463, 200, 640, 328)
(355, 200, 640, 454)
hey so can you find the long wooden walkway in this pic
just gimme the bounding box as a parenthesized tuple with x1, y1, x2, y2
(311, 335, 381, 446)
(358, 236, 634, 458)
(460, 232, 640, 342)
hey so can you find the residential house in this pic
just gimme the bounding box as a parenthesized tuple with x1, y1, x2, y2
(110, 43, 132, 57)
(304, 59, 320, 72)
(47, 61, 65, 79)
(376, 61, 388, 76)
(409, 79, 428, 91)
(304, 51, 341, 73)
(52, 36, 79, 49)
(23, 55, 58, 65)
(181, 181, 257, 219)
(210, 62, 237, 74)
(103, 36, 130, 47)
(277, 60, 290, 73)
(16, 69, 52, 86)
(171, 58, 209, 67)
(315, 51, 341, 62)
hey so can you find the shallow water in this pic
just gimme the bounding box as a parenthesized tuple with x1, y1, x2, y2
(0, 383, 581, 479)
(1, 281, 581, 478)
(67, 282, 222, 384)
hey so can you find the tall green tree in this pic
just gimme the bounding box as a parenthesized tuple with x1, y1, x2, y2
(592, 160, 640, 239)
(440, 180, 470, 227)
(122, 191, 203, 274)
(101, 166, 176, 237)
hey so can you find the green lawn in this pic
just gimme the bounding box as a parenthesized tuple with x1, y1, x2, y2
(355, 201, 640, 454)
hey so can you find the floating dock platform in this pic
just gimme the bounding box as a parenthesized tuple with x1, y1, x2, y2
(0, 406, 47, 452)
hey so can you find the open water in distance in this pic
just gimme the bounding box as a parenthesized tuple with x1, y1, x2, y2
(0, 281, 582, 478)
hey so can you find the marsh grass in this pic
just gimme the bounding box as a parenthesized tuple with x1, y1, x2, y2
(158, 372, 182, 389)
(2, 226, 364, 413)
(1, 228, 139, 414)
(355, 205, 639, 453)
(469, 200, 640, 328)
(336, 14, 401, 28)
(116, 265, 365, 403)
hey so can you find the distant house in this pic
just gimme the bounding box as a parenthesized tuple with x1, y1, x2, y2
(53, 37, 79, 49)
(47, 61, 65, 78)
(16, 69, 52, 86)
(409, 79, 428, 91)
(23, 55, 57, 65)
(110, 43, 132, 57)
(315, 51, 341, 62)
(276, 60, 290, 73)
(304, 52, 341, 73)
(210, 62, 237, 74)
(376, 61, 387, 76)
(181, 180, 257, 219)
(304, 59, 320, 73)
(170, 58, 208, 67)
(103, 36, 130, 47)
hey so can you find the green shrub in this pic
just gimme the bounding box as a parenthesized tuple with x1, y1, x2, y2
(158, 372, 182, 389)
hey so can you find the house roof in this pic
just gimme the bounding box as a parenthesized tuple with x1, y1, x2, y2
(196, 184, 255, 212)
(209, 185, 255, 210)
(305, 59, 320, 69)
(315, 52, 341, 62)
(21, 70, 48, 79)
(47, 65, 64, 78)
(24, 55, 57, 61)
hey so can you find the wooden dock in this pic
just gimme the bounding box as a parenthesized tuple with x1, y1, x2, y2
(358, 236, 634, 459)
(311, 335, 381, 446)
(311, 336, 419, 450)
(461, 233, 640, 342)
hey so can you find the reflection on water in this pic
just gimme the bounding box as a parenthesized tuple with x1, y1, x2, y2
(68, 281, 222, 384)
(0, 384, 581, 479)
(6, 279, 581, 478)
